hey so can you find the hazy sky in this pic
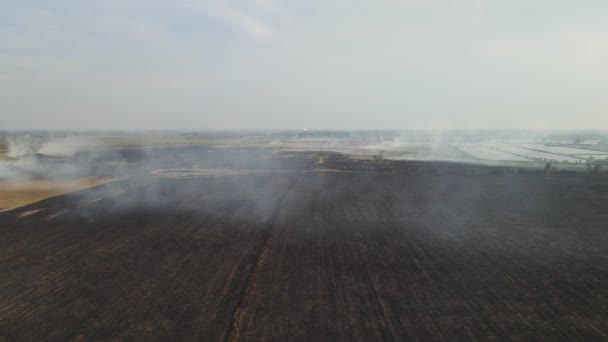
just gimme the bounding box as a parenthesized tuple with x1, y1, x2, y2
(1, 1, 607, 130)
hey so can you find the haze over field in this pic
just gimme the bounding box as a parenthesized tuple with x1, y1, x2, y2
(3, 3, 608, 340)
(2, 1, 608, 130)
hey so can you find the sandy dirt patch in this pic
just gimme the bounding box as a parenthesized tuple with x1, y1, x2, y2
(0, 177, 121, 210)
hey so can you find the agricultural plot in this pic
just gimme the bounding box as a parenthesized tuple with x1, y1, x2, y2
(0, 140, 7, 159)
(575, 154, 608, 158)
(230, 173, 608, 340)
(520, 143, 608, 156)
(548, 143, 608, 154)
(482, 143, 583, 163)
(0, 177, 119, 210)
(453, 144, 530, 161)
(0, 175, 296, 340)
(1, 172, 607, 340)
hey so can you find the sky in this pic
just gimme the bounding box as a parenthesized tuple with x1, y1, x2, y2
(1, 0, 607, 130)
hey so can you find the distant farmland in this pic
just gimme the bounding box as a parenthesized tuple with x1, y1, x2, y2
(1, 171, 607, 340)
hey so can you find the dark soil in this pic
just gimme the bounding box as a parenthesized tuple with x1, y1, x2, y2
(1, 161, 608, 340)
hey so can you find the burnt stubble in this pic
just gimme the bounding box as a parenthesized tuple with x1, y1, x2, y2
(1, 169, 607, 340)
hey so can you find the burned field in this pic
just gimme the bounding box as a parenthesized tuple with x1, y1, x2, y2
(1, 154, 608, 340)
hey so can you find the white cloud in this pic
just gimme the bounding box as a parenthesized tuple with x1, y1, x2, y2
(217, 4, 279, 42)
(181, 0, 285, 43)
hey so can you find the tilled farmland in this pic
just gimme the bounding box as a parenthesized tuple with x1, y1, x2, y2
(1, 172, 608, 340)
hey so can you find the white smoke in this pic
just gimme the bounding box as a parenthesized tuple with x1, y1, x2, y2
(6, 136, 38, 158)
(38, 136, 99, 157)
(0, 135, 101, 180)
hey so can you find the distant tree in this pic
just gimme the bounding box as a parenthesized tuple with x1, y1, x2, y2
(544, 162, 559, 175)
(586, 156, 595, 173)
(593, 164, 602, 174)
(372, 150, 384, 163)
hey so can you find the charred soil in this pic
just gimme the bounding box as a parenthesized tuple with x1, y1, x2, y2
(1, 168, 608, 340)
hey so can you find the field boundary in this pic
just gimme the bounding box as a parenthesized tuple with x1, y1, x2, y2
(223, 176, 300, 342)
